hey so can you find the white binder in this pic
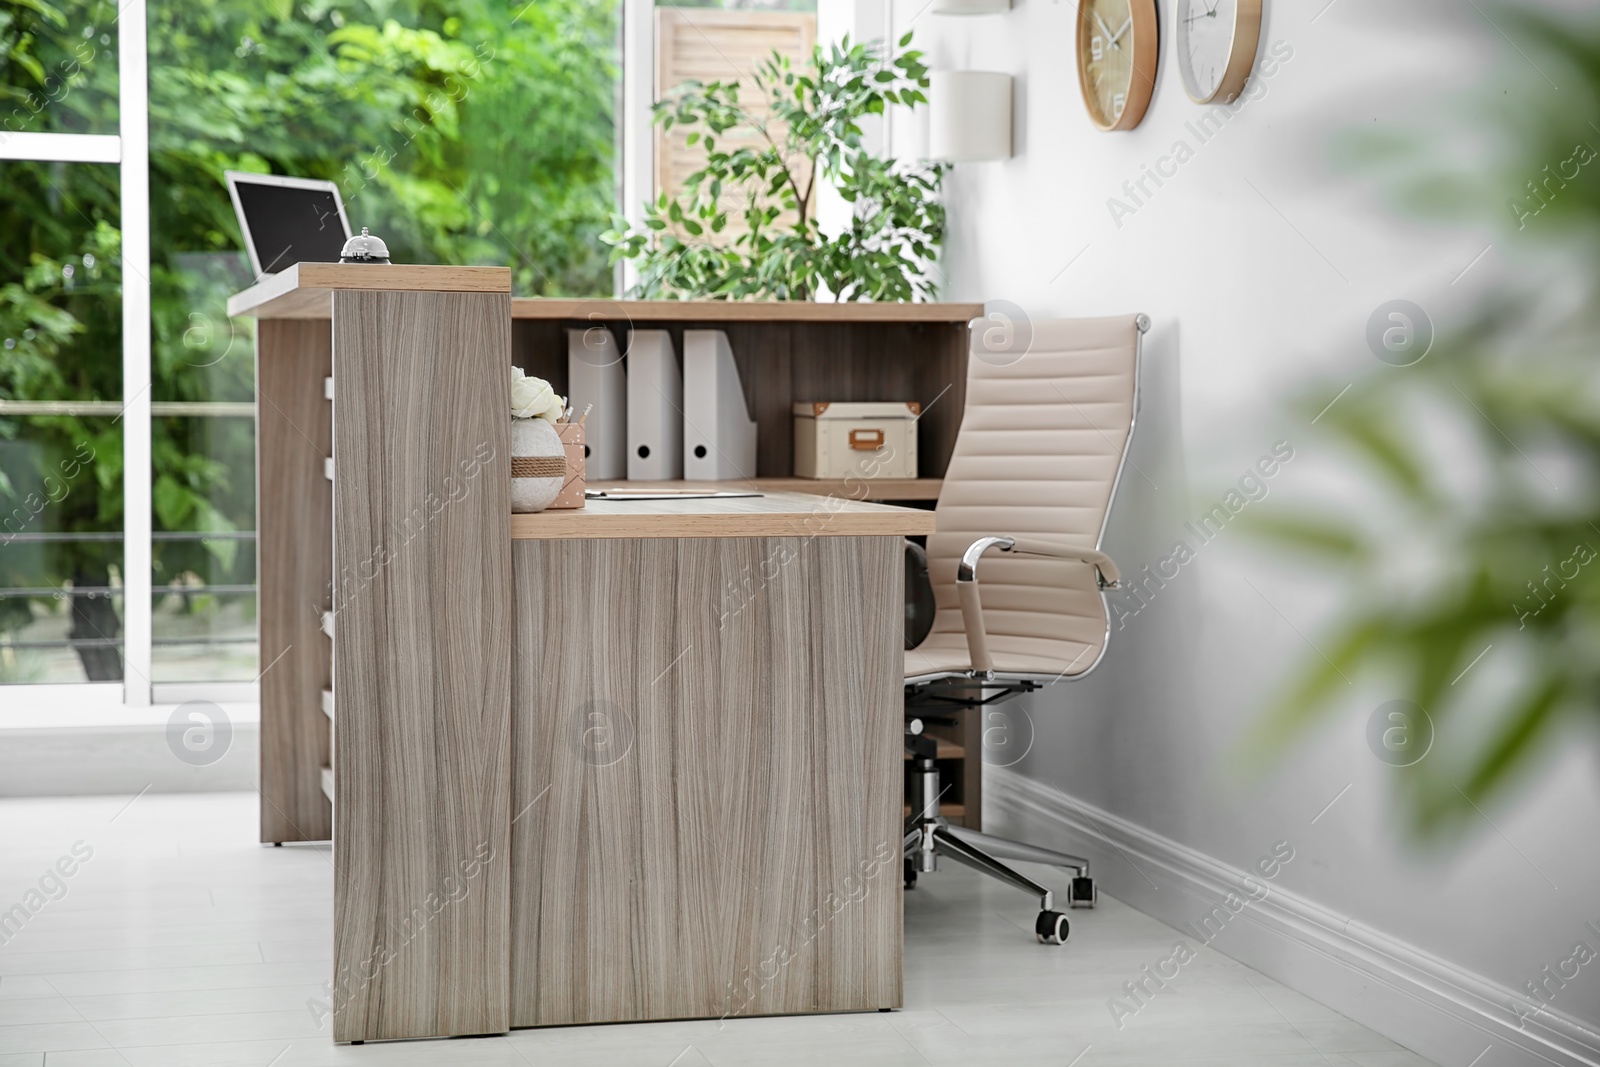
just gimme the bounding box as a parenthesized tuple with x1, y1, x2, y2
(682, 330, 757, 481)
(566, 327, 627, 480)
(626, 330, 683, 481)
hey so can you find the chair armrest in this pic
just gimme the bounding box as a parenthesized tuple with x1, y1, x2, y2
(955, 535, 1122, 674)
(1002, 537, 1121, 589)
(958, 536, 1121, 589)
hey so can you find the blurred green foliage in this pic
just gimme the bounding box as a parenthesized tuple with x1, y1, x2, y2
(1248, 8, 1600, 841)
(0, 0, 618, 679)
(604, 32, 944, 302)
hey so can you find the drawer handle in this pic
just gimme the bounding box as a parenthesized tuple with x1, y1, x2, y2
(848, 429, 885, 451)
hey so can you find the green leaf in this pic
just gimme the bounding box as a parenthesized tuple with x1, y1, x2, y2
(1458, 676, 1566, 804)
(1244, 617, 1385, 766)
(1236, 512, 1365, 559)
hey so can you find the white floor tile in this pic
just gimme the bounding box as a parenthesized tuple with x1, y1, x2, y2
(60, 984, 324, 1022)
(0, 999, 79, 1027)
(0, 792, 1436, 1066)
(0, 1021, 107, 1056)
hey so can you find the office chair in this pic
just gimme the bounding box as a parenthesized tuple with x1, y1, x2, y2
(903, 312, 1146, 946)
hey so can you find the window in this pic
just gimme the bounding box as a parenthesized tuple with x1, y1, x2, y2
(653, 0, 816, 219)
(1, 0, 127, 687)
(1, 0, 621, 701)
(0, 0, 119, 137)
(0, 163, 123, 683)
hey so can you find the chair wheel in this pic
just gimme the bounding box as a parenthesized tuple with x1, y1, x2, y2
(1069, 876, 1097, 909)
(1035, 909, 1069, 945)
(904, 858, 918, 890)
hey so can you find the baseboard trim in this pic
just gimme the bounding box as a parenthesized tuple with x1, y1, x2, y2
(985, 767, 1600, 1067)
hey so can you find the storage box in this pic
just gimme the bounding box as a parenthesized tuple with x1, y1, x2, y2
(792, 402, 919, 480)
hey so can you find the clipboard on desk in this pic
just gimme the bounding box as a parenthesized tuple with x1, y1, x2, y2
(585, 488, 763, 501)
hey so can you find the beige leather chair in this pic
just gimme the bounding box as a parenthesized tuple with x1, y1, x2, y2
(903, 312, 1146, 946)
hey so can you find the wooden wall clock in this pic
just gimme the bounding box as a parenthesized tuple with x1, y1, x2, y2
(1176, 0, 1263, 104)
(1076, 0, 1160, 132)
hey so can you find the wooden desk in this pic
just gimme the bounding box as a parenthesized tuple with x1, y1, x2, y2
(233, 271, 937, 1041)
(508, 492, 928, 1027)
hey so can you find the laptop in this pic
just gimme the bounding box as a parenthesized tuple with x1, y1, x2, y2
(224, 171, 352, 277)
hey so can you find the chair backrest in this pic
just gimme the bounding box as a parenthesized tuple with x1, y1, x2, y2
(924, 314, 1142, 679)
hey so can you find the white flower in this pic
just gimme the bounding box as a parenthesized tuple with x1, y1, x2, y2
(510, 367, 565, 421)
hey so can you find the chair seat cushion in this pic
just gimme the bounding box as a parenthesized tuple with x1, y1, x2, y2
(904, 631, 1100, 680)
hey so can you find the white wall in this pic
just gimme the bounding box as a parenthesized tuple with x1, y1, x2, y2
(888, 0, 1600, 1059)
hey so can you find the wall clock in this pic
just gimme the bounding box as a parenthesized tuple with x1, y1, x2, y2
(1076, 0, 1159, 132)
(1175, 0, 1263, 105)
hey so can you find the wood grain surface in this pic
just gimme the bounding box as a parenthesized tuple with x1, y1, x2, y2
(229, 263, 511, 319)
(256, 318, 334, 845)
(511, 298, 982, 323)
(330, 289, 513, 1042)
(510, 490, 934, 540)
(508, 534, 904, 1027)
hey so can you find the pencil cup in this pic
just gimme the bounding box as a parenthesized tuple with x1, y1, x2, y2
(551, 422, 586, 509)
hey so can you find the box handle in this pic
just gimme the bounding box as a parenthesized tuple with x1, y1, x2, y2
(849, 428, 885, 451)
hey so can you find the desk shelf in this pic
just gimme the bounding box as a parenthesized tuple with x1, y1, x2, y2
(511, 305, 972, 496)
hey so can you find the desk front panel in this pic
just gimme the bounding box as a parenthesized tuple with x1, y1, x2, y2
(330, 288, 513, 1042)
(509, 534, 904, 1026)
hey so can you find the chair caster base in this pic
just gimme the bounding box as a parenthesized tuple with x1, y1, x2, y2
(1035, 909, 1069, 945)
(904, 858, 917, 891)
(1068, 876, 1097, 908)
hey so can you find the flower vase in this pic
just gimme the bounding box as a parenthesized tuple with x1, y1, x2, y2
(510, 417, 565, 513)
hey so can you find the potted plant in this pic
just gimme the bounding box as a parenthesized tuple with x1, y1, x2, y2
(603, 33, 945, 302)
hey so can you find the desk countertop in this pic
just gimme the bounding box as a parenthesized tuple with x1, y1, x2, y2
(227, 263, 511, 319)
(509, 491, 934, 540)
(227, 265, 980, 324)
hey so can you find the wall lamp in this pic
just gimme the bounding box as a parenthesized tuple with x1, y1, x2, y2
(928, 71, 1014, 163)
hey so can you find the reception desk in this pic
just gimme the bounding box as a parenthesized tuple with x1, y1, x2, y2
(229, 265, 939, 1041)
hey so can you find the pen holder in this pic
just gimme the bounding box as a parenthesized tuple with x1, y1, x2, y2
(551, 422, 586, 509)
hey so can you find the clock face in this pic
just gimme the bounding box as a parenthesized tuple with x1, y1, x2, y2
(1076, 0, 1159, 131)
(1176, 0, 1263, 104)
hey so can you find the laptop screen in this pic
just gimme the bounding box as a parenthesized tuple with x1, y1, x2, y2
(229, 177, 350, 275)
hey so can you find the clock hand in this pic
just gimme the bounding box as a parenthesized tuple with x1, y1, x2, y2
(1092, 11, 1121, 51)
(1111, 15, 1133, 43)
